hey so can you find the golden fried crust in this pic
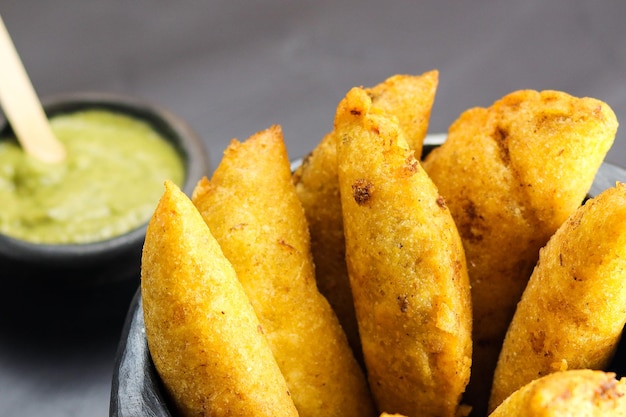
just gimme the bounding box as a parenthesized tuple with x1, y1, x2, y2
(336, 87, 472, 417)
(192, 125, 376, 417)
(292, 71, 439, 364)
(489, 183, 626, 411)
(489, 370, 626, 416)
(365, 70, 439, 156)
(422, 89, 618, 415)
(141, 180, 298, 417)
(291, 130, 365, 364)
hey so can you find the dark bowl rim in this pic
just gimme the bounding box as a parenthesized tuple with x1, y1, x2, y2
(111, 288, 173, 417)
(0, 91, 209, 264)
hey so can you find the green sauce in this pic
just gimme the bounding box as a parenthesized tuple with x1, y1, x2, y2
(0, 109, 185, 244)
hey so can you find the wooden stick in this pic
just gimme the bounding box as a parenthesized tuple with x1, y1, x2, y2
(0, 15, 65, 163)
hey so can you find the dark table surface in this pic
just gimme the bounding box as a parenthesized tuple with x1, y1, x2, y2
(1, 1, 625, 416)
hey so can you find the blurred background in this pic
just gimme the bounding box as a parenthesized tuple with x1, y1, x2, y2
(1, 1, 624, 416)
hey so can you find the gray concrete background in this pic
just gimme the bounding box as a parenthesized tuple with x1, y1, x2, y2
(0, 1, 625, 416)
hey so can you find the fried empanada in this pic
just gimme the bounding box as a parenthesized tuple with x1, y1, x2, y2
(192, 125, 375, 417)
(489, 183, 626, 411)
(292, 71, 438, 361)
(336, 87, 471, 417)
(422, 89, 618, 415)
(141, 181, 298, 417)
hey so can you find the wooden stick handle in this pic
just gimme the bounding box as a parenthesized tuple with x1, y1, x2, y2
(0, 15, 65, 163)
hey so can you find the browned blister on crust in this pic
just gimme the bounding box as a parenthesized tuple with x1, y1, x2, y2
(489, 183, 626, 411)
(336, 87, 472, 417)
(422, 89, 619, 415)
(141, 181, 298, 417)
(489, 370, 626, 416)
(192, 125, 375, 417)
(292, 71, 438, 362)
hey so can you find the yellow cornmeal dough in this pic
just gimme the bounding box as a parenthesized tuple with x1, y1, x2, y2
(192, 125, 376, 417)
(422, 89, 618, 415)
(336, 87, 472, 417)
(292, 71, 438, 364)
(141, 180, 298, 417)
(490, 183, 626, 411)
(490, 370, 626, 416)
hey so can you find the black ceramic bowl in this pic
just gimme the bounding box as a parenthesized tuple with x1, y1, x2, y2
(0, 92, 210, 328)
(110, 135, 626, 416)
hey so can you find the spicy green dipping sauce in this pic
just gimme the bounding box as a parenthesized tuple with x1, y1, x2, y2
(0, 109, 185, 244)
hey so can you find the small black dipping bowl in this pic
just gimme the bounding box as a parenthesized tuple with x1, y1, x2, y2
(109, 135, 626, 417)
(0, 92, 210, 331)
